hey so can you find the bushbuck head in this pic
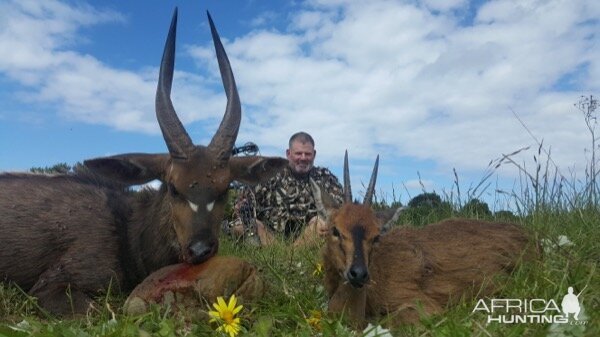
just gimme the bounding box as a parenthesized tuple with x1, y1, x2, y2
(312, 151, 399, 288)
(85, 10, 286, 265)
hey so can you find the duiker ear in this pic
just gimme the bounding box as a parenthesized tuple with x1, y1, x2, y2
(376, 206, 407, 233)
(309, 178, 341, 220)
(229, 156, 288, 185)
(84, 153, 169, 185)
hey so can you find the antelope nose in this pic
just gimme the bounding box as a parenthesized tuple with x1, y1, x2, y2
(348, 265, 369, 288)
(188, 241, 218, 264)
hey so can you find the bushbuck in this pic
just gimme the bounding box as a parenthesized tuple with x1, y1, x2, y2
(312, 151, 534, 327)
(0, 10, 286, 316)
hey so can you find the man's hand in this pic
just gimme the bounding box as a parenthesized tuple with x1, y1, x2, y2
(293, 216, 328, 247)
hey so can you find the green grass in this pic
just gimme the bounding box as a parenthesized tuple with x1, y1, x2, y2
(1, 205, 598, 336)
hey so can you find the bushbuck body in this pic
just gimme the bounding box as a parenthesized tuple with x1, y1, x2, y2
(313, 152, 533, 326)
(0, 11, 286, 315)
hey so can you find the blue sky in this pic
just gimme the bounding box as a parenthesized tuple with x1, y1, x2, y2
(1, 0, 598, 209)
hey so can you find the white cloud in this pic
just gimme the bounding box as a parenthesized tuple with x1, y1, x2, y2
(1, 0, 599, 196)
(249, 10, 279, 27)
(188, 0, 599, 181)
(421, 0, 468, 12)
(0, 0, 123, 73)
(404, 179, 435, 191)
(0, 0, 227, 134)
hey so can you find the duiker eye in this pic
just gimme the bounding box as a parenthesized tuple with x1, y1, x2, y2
(373, 235, 381, 243)
(332, 227, 341, 237)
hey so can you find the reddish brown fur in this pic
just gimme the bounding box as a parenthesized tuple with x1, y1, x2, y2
(322, 204, 534, 326)
(323, 205, 381, 284)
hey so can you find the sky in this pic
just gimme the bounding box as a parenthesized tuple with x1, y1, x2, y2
(0, 0, 598, 209)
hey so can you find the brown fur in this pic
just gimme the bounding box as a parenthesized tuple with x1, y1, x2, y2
(0, 162, 284, 316)
(322, 207, 534, 326)
(0, 173, 134, 315)
(0, 11, 287, 316)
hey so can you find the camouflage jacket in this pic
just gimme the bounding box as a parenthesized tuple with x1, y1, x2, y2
(245, 166, 343, 237)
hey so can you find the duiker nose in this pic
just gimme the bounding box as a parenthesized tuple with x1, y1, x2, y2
(188, 240, 217, 264)
(347, 264, 369, 288)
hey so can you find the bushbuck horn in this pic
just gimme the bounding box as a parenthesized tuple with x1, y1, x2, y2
(206, 11, 241, 162)
(156, 8, 194, 159)
(343, 150, 352, 203)
(363, 155, 379, 205)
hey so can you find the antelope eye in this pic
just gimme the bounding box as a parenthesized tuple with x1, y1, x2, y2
(332, 227, 340, 237)
(373, 235, 381, 243)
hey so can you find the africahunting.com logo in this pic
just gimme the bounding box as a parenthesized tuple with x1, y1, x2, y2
(473, 286, 588, 325)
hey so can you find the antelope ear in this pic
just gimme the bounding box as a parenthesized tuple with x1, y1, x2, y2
(84, 153, 169, 185)
(229, 156, 288, 185)
(309, 178, 341, 221)
(376, 206, 407, 233)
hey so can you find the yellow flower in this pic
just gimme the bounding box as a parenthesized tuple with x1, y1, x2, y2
(306, 310, 322, 331)
(208, 295, 244, 337)
(312, 262, 323, 277)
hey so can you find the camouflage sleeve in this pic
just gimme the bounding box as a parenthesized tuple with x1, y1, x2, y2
(231, 184, 256, 218)
(251, 182, 268, 215)
(316, 167, 344, 205)
(251, 174, 280, 225)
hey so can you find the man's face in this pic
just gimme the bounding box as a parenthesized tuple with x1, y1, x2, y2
(286, 141, 316, 175)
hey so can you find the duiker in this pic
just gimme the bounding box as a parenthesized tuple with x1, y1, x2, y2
(0, 10, 286, 315)
(312, 152, 534, 327)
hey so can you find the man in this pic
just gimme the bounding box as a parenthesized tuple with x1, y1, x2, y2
(231, 132, 343, 246)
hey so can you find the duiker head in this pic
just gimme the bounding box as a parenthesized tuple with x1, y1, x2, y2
(313, 151, 398, 288)
(85, 10, 286, 264)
